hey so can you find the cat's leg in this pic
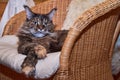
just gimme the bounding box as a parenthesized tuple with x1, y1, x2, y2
(20, 43, 47, 75)
(18, 43, 47, 58)
(21, 52, 38, 76)
(34, 45, 47, 58)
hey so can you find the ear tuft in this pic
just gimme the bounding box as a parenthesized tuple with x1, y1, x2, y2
(53, 8, 57, 11)
(23, 5, 34, 20)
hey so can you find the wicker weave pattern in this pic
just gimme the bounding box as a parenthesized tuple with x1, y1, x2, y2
(1, 0, 120, 80)
(53, 0, 120, 80)
(68, 14, 119, 80)
(72, 0, 120, 31)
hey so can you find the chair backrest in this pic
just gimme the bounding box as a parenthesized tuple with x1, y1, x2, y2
(3, 0, 71, 35)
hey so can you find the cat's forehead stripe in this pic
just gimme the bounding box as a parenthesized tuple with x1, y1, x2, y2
(43, 18, 48, 22)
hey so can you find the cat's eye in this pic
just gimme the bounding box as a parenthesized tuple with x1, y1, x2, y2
(42, 24, 46, 28)
(44, 23, 47, 26)
(34, 21, 37, 24)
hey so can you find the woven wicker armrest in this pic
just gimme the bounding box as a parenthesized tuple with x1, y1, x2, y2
(54, 0, 120, 80)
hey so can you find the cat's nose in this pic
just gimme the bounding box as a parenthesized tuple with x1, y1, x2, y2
(37, 25, 43, 30)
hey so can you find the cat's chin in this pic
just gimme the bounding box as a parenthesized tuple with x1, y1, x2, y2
(33, 33, 46, 37)
(32, 31, 51, 38)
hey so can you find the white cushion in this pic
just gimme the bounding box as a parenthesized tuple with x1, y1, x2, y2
(0, 35, 60, 79)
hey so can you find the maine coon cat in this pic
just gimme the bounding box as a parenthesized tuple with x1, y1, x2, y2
(16, 5, 68, 76)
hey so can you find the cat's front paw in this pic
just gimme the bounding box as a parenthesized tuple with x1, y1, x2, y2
(22, 66, 35, 76)
(34, 45, 47, 59)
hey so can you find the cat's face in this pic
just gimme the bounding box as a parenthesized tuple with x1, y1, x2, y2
(22, 5, 57, 37)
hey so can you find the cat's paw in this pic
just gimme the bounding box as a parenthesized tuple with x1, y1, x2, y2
(22, 66, 35, 76)
(34, 45, 47, 59)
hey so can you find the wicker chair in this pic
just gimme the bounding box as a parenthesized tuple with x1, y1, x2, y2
(1, 0, 120, 80)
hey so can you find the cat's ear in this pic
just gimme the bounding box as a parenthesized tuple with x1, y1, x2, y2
(23, 5, 35, 20)
(47, 8, 57, 20)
